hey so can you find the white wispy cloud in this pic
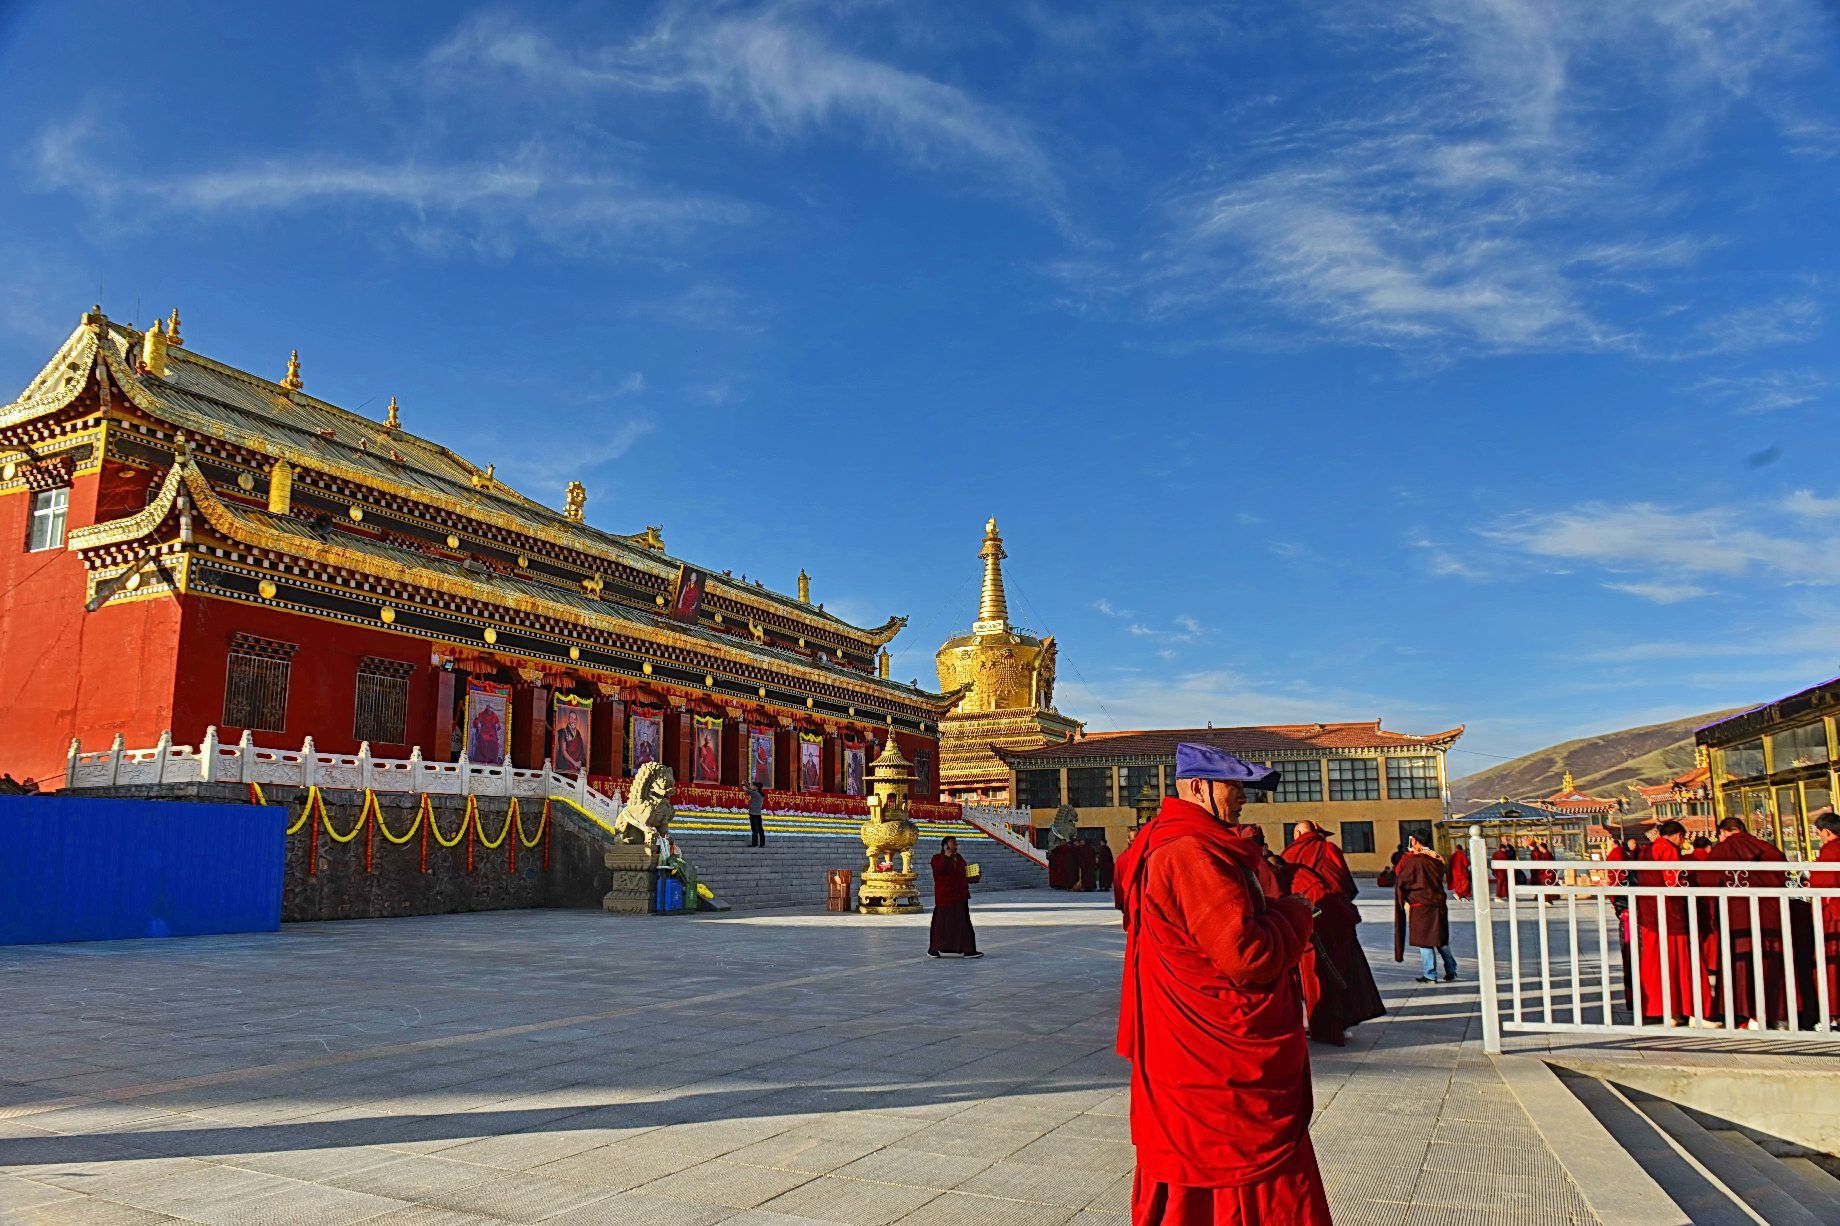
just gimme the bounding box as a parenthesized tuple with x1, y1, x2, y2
(1127, 615, 1206, 643)
(1689, 368, 1832, 414)
(1059, 667, 1451, 735)
(32, 116, 745, 255)
(1685, 297, 1824, 357)
(1601, 581, 1711, 604)
(1784, 490, 1840, 518)
(426, 7, 1061, 210)
(1091, 598, 1133, 618)
(1125, 0, 1833, 356)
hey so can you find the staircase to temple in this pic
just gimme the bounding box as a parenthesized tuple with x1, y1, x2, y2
(674, 829, 1045, 912)
(1555, 1067, 1840, 1224)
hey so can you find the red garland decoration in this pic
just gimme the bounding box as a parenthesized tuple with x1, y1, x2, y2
(362, 793, 375, 874)
(542, 798, 553, 871)
(507, 799, 518, 876)
(465, 795, 476, 874)
(418, 793, 430, 874)
(305, 791, 319, 877)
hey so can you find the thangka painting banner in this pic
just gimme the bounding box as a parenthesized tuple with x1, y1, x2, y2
(798, 731, 823, 793)
(748, 725, 775, 786)
(843, 741, 866, 797)
(552, 693, 591, 777)
(669, 564, 708, 623)
(630, 706, 663, 774)
(693, 714, 722, 784)
(465, 679, 511, 766)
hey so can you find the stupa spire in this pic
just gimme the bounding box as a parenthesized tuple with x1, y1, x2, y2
(977, 517, 1009, 628)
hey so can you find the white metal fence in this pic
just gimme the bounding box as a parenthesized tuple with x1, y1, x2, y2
(1467, 825, 1840, 1054)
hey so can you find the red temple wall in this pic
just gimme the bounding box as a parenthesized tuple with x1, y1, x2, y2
(0, 469, 185, 788)
(171, 598, 443, 756)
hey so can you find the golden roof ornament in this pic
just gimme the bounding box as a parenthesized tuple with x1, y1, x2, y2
(384, 396, 400, 431)
(138, 319, 171, 379)
(563, 480, 586, 522)
(1561, 769, 1575, 792)
(166, 309, 183, 347)
(878, 647, 891, 679)
(470, 464, 496, 490)
(798, 569, 811, 604)
(280, 349, 302, 392)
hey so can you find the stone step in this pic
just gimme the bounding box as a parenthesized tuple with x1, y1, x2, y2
(1627, 1091, 1825, 1225)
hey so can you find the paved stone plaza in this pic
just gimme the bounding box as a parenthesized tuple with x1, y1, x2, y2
(0, 891, 1597, 1225)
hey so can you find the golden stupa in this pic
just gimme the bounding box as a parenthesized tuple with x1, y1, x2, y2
(934, 519, 1081, 804)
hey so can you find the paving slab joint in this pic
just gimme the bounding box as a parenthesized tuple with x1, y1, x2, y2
(1492, 1053, 1691, 1226)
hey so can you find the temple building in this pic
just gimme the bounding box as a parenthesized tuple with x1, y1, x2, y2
(0, 308, 959, 796)
(1536, 771, 1622, 820)
(1698, 676, 1840, 860)
(933, 519, 1080, 803)
(1002, 720, 1463, 871)
(1627, 754, 1715, 839)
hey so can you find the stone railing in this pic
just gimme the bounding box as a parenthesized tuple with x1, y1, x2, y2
(65, 729, 625, 832)
(961, 803, 1044, 866)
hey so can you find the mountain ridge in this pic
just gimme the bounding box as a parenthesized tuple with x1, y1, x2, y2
(1450, 709, 1744, 811)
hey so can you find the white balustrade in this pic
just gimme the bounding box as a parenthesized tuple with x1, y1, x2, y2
(1468, 824, 1840, 1054)
(962, 803, 1047, 866)
(64, 729, 625, 820)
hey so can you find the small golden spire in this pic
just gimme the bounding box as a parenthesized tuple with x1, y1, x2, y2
(977, 516, 1009, 627)
(166, 309, 183, 347)
(1561, 769, 1575, 793)
(384, 396, 400, 430)
(563, 480, 586, 522)
(798, 569, 811, 604)
(280, 350, 303, 392)
(878, 647, 891, 679)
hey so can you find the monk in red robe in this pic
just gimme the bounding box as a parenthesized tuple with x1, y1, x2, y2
(1448, 844, 1472, 900)
(1636, 821, 1703, 1026)
(1706, 816, 1788, 1028)
(1048, 840, 1078, 890)
(1604, 836, 1641, 1012)
(1078, 840, 1100, 892)
(928, 836, 982, 958)
(1116, 743, 1329, 1226)
(1283, 821, 1384, 1045)
(1097, 841, 1116, 892)
(1810, 812, 1840, 1029)
(1493, 839, 1516, 900)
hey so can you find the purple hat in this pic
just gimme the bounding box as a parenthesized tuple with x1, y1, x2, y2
(1174, 743, 1280, 791)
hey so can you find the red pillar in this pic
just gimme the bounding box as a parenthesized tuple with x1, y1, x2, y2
(591, 697, 622, 779)
(722, 717, 743, 787)
(823, 731, 839, 795)
(513, 685, 548, 769)
(672, 709, 692, 783)
(432, 670, 458, 761)
(774, 726, 793, 793)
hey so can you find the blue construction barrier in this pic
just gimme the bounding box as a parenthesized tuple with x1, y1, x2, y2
(0, 795, 285, 945)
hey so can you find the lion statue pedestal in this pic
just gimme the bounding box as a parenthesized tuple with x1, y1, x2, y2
(602, 763, 686, 915)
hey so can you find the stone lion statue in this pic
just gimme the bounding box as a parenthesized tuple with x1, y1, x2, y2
(1050, 803, 1079, 849)
(614, 762, 676, 846)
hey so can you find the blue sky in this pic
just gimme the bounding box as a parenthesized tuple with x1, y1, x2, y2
(2, 1, 1838, 778)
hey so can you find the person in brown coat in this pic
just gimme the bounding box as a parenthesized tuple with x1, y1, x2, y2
(1394, 834, 1457, 983)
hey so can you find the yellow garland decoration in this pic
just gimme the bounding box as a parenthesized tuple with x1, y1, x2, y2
(475, 796, 516, 850)
(317, 786, 367, 843)
(285, 803, 309, 836)
(371, 790, 424, 844)
(516, 799, 549, 848)
(428, 796, 471, 848)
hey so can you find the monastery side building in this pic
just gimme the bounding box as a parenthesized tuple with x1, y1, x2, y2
(933, 519, 1080, 804)
(0, 308, 959, 794)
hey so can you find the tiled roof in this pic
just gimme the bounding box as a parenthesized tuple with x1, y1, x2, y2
(1444, 800, 1586, 825)
(1002, 720, 1463, 764)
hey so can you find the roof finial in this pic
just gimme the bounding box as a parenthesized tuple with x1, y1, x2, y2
(798, 568, 811, 604)
(280, 349, 303, 392)
(138, 318, 171, 378)
(384, 395, 400, 430)
(166, 309, 183, 347)
(1561, 768, 1574, 792)
(977, 516, 1009, 628)
(563, 480, 586, 522)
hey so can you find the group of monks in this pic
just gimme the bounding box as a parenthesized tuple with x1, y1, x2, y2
(1049, 836, 1115, 893)
(1598, 813, 1840, 1029)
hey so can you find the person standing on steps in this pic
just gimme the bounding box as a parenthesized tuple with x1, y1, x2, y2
(746, 781, 766, 848)
(1394, 833, 1457, 984)
(927, 836, 982, 959)
(1115, 742, 1330, 1225)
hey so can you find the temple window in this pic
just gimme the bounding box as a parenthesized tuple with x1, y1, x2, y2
(1120, 764, 1162, 806)
(1385, 756, 1441, 800)
(1327, 757, 1380, 802)
(1274, 759, 1323, 803)
(1340, 821, 1377, 854)
(26, 487, 68, 551)
(353, 657, 415, 745)
(1016, 768, 1062, 809)
(1399, 819, 1434, 848)
(1066, 766, 1114, 808)
(223, 634, 295, 732)
(1767, 722, 1829, 770)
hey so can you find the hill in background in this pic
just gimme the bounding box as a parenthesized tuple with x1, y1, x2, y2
(1450, 709, 1745, 810)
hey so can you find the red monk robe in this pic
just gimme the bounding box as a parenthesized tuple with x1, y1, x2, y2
(1282, 829, 1385, 1045)
(1116, 798, 1330, 1226)
(1078, 842, 1100, 892)
(1812, 838, 1840, 1025)
(1635, 839, 1702, 1024)
(1048, 842, 1079, 890)
(1448, 846, 1472, 900)
(1493, 844, 1516, 900)
(1709, 829, 1789, 1026)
